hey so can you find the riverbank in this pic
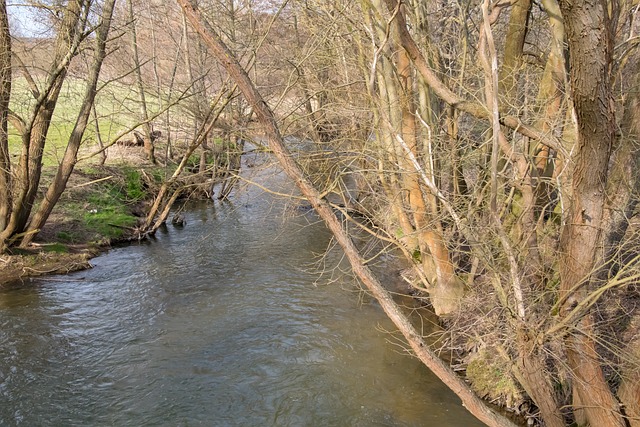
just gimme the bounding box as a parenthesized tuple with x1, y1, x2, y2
(0, 148, 188, 286)
(0, 249, 95, 286)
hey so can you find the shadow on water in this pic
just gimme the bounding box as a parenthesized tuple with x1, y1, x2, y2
(0, 163, 485, 426)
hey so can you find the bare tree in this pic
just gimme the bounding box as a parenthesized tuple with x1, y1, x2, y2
(21, 0, 118, 247)
(0, 0, 90, 251)
(127, 0, 155, 164)
(0, 0, 11, 235)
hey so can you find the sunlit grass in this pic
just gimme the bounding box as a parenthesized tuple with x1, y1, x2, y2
(51, 167, 152, 244)
(7, 76, 165, 167)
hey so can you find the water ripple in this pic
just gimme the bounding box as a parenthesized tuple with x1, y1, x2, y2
(0, 189, 483, 426)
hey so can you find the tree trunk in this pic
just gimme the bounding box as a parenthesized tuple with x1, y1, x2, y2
(618, 330, 640, 427)
(394, 10, 463, 315)
(0, 0, 11, 241)
(557, 0, 626, 425)
(92, 104, 107, 166)
(513, 331, 565, 427)
(0, 0, 85, 248)
(128, 0, 156, 165)
(21, 0, 116, 246)
(177, 2, 519, 426)
(530, 0, 567, 223)
(499, 0, 531, 105)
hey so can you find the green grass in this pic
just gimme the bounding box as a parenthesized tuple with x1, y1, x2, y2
(52, 173, 143, 244)
(83, 208, 137, 239)
(82, 186, 138, 241)
(56, 230, 80, 243)
(8, 76, 166, 167)
(122, 167, 146, 201)
(8, 77, 85, 166)
(150, 168, 166, 183)
(41, 242, 69, 253)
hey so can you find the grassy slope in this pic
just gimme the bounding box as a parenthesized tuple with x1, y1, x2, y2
(8, 76, 161, 163)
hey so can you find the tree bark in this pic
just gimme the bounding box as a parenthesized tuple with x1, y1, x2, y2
(557, 0, 626, 425)
(128, 0, 156, 165)
(618, 329, 640, 427)
(177, 1, 519, 426)
(0, 0, 11, 241)
(499, 0, 531, 105)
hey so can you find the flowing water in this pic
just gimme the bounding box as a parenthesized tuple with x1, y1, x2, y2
(0, 164, 484, 426)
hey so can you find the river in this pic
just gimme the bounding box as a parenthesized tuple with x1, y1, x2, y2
(0, 164, 484, 426)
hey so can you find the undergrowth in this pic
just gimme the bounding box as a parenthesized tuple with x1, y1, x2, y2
(45, 165, 156, 245)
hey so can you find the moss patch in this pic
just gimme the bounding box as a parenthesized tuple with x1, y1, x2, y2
(466, 348, 522, 407)
(33, 165, 151, 245)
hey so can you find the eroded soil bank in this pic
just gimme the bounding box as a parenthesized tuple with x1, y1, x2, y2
(0, 250, 94, 286)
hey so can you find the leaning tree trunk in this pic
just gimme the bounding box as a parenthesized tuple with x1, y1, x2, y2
(394, 9, 464, 315)
(177, 1, 519, 426)
(557, 0, 626, 425)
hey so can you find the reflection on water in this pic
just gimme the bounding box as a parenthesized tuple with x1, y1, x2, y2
(0, 167, 484, 426)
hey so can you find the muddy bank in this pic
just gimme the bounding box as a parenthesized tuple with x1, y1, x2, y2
(0, 250, 95, 286)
